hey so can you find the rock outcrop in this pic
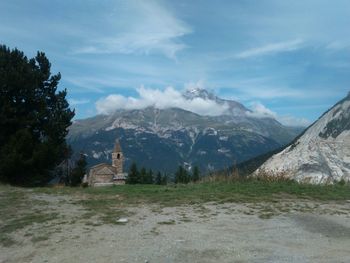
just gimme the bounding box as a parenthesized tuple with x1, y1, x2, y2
(257, 92, 350, 183)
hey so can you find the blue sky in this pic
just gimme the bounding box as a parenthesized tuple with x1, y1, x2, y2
(1, 0, 350, 125)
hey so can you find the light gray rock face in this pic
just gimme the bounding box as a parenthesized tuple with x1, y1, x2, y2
(257, 93, 350, 184)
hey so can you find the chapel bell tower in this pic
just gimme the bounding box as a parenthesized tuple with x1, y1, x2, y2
(112, 139, 124, 174)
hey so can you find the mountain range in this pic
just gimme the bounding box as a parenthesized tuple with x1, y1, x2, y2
(67, 88, 303, 174)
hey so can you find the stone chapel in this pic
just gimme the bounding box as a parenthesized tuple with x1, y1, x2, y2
(85, 139, 127, 186)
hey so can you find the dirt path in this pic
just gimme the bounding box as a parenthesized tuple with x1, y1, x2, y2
(1, 191, 350, 263)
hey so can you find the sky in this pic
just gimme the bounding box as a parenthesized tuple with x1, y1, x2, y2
(1, 0, 350, 126)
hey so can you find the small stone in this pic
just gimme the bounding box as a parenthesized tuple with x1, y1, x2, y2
(117, 218, 128, 223)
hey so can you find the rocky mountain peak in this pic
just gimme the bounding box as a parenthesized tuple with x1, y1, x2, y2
(183, 87, 216, 101)
(183, 88, 250, 116)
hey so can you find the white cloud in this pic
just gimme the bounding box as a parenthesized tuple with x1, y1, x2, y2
(247, 101, 310, 127)
(277, 115, 311, 127)
(326, 41, 350, 50)
(69, 98, 90, 106)
(95, 86, 229, 116)
(95, 87, 311, 126)
(236, 39, 303, 59)
(74, 1, 192, 59)
(246, 102, 277, 119)
(65, 75, 132, 94)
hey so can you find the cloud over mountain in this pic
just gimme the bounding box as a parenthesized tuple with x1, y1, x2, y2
(247, 101, 311, 127)
(95, 86, 311, 127)
(95, 86, 229, 116)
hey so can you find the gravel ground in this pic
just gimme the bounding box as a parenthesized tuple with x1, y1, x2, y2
(1, 193, 350, 263)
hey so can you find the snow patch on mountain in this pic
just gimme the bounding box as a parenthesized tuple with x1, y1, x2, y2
(203, 127, 218, 136)
(218, 148, 230, 154)
(92, 151, 103, 159)
(106, 118, 140, 131)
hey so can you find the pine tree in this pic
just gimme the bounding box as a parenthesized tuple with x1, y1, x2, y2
(69, 153, 87, 186)
(175, 166, 190, 184)
(192, 166, 200, 182)
(146, 169, 154, 184)
(127, 162, 139, 184)
(155, 171, 162, 185)
(184, 169, 191, 183)
(175, 166, 182, 184)
(0, 45, 75, 185)
(161, 174, 168, 185)
(139, 167, 147, 184)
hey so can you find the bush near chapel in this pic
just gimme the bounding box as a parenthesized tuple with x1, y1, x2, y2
(0, 45, 74, 186)
(69, 153, 87, 187)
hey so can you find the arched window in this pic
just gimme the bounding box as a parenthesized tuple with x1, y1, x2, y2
(117, 153, 120, 159)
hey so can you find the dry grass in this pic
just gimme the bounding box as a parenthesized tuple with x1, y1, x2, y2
(200, 168, 292, 184)
(200, 166, 241, 183)
(252, 169, 293, 183)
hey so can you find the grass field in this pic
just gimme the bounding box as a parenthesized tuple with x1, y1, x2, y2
(1, 179, 350, 254)
(33, 179, 350, 224)
(33, 179, 350, 205)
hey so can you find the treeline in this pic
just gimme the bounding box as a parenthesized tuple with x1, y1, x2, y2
(127, 163, 167, 185)
(127, 163, 201, 185)
(174, 165, 200, 184)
